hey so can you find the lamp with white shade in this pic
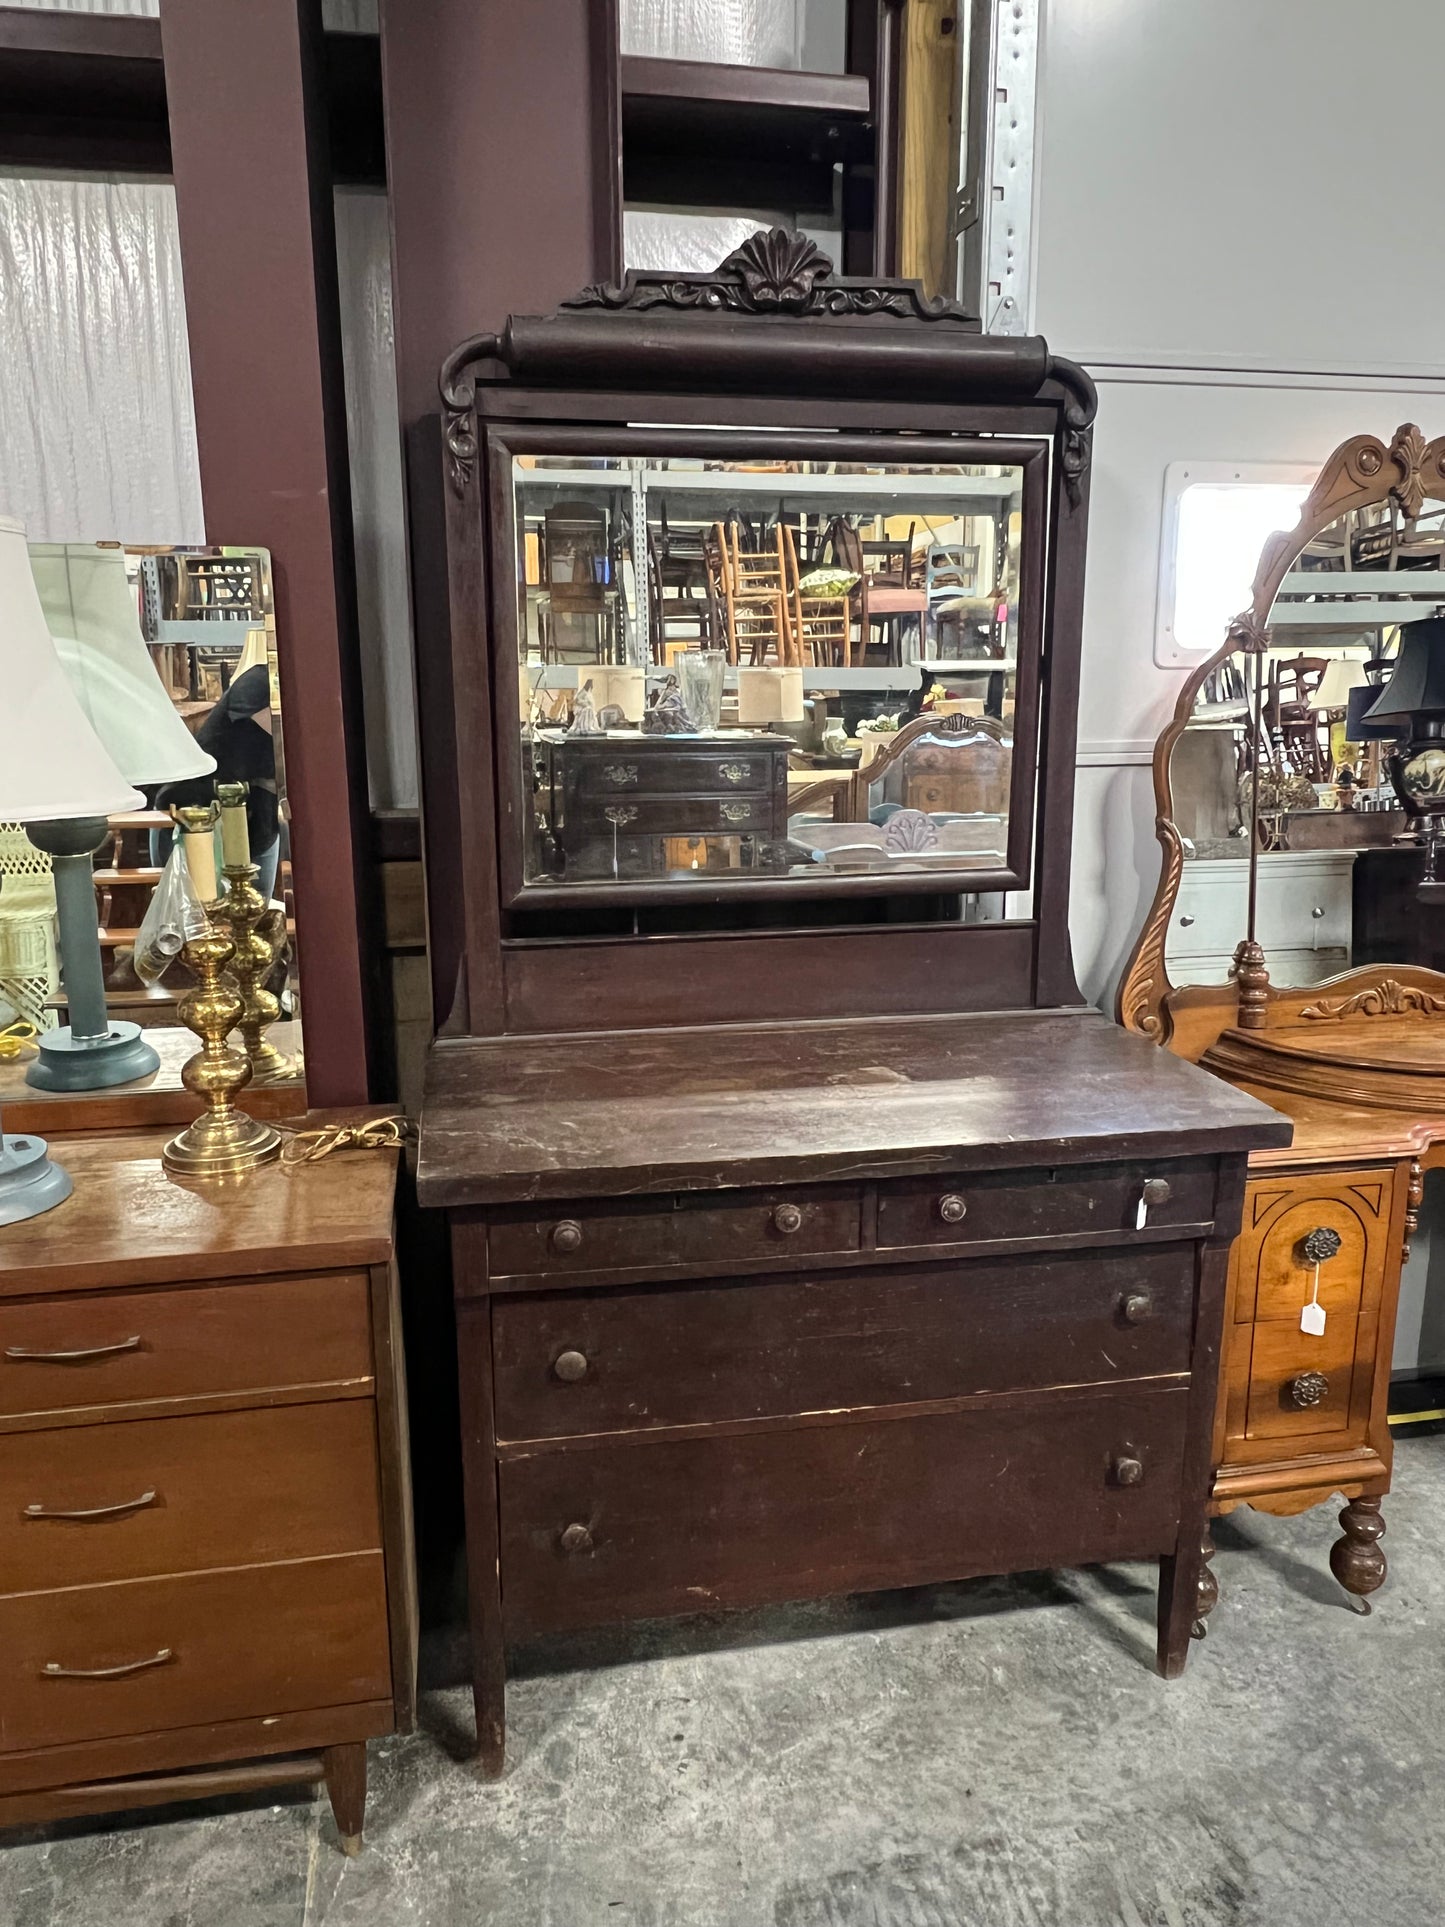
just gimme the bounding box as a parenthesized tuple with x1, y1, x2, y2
(21, 538, 216, 1091)
(0, 518, 144, 1220)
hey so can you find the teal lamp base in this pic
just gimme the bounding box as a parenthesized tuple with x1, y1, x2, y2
(0, 1130, 73, 1225)
(25, 1022, 161, 1091)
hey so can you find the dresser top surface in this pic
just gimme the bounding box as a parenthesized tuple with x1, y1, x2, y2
(0, 1112, 398, 1295)
(418, 1009, 1291, 1208)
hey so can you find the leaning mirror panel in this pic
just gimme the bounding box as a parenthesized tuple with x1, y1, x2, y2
(0, 542, 302, 1109)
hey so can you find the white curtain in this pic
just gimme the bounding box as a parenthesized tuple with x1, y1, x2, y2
(0, 172, 203, 544)
(620, 0, 804, 66)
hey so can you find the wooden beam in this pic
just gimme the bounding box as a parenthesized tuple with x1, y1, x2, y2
(160, 0, 375, 1103)
(899, 0, 962, 298)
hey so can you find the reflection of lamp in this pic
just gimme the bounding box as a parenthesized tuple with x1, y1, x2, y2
(20, 541, 216, 1090)
(1310, 658, 1367, 713)
(0, 518, 143, 1220)
(1363, 616, 1445, 896)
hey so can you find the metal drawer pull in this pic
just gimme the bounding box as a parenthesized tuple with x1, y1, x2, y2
(1289, 1371, 1329, 1409)
(1120, 1293, 1152, 1324)
(550, 1220, 584, 1254)
(1300, 1226, 1342, 1265)
(1136, 1178, 1172, 1229)
(772, 1203, 803, 1235)
(42, 1648, 173, 1681)
(553, 1350, 589, 1383)
(559, 1523, 593, 1554)
(1112, 1455, 1145, 1487)
(5, 1336, 142, 1364)
(24, 1490, 157, 1523)
(937, 1193, 968, 1225)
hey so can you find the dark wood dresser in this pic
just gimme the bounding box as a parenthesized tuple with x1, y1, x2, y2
(415, 234, 1289, 1773)
(0, 1124, 413, 1849)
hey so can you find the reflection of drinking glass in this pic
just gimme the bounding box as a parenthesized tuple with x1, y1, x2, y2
(678, 650, 726, 732)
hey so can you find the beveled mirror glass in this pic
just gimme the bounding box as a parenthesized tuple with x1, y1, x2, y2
(0, 543, 303, 1120)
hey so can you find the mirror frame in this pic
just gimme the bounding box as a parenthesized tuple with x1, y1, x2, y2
(1118, 423, 1445, 1043)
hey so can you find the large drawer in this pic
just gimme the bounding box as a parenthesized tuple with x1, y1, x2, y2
(1, 1403, 382, 1595)
(876, 1157, 1216, 1250)
(0, 1273, 373, 1424)
(499, 1382, 1190, 1636)
(488, 1187, 861, 1280)
(0, 1553, 391, 1754)
(492, 1245, 1196, 1442)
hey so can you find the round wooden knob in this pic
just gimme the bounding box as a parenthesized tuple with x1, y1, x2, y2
(1289, 1370, 1329, 1409)
(553, 1350, 589, 1383)
(1112, 1455, 1145, 1487)
(1121, 1292, 1152, 1324)
(550, 1220, 584, 1254)
(559, 1523, 593, 1553)
(938, 1193, 968, 1225)
(772, 1202, 804, 1235)
(1141, 1178, 1172, 1206)
(1300, 1226, 1342, 1265)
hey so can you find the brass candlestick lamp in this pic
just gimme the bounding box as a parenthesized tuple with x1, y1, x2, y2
(212, 781, 291, 1080)
(162, 803, 281, 1177)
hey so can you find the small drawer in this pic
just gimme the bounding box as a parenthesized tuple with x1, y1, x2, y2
(876, 1158, 1216, 1250)
(0, 1273, 373, 1424)
(499, 1382, 1189, 1637)
(1244, 1318, 1361, 1442)
(1231, 1170, 1393, 1327)
(0, 1403, 382, 1595)
(487, 1188, 861, 1280)
(566, 794, 776, 837)
(567, 752, 779, 797)
(0, 1554, 391, 1754)
(492, 1245, 1195, 1442)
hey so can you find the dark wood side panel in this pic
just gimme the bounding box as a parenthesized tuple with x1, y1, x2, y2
(491, 1245, 1195, 1444)
(499, 1381, 1189, 1635)
(160, 0, 373, 1102)
(502, 923, 1036, 1033)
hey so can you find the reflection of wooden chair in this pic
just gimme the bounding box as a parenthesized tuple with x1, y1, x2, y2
(711, 519, 793, 665)
(1269, 654, 1330, 781)
(647, 528, 717, 664)
(843, 712, 1013, 821)
(538, 501, 622, 663)
(826, 520, 928, 665)
(781, 525, 851, 667)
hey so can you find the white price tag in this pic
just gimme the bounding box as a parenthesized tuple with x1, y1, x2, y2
(1300, 1260, 1326, 1336)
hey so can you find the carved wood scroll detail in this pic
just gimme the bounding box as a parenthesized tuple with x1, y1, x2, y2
(1118, 818, 1185, 1039)
(1300, 980, 1445, 1021)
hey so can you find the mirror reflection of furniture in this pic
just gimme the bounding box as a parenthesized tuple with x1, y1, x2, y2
(847, 712, 1012, 830)
(711, 520, 794, 665)
(539, 501, 621, 664)
(825, 518, 929, 665)
(1119, 423, 1445, 1622)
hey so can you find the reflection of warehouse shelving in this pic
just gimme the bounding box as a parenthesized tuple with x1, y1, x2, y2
(139, 552, 266, 647)
(1273, 567, 1445, 629)
(518, 466, 1021, 512)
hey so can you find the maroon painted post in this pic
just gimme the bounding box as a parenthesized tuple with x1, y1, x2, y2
(159, 0, 374, 1102)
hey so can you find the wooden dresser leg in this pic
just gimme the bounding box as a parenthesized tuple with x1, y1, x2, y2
(1156, 1534, 1206, 1679)
(1329, 1495, 1387, 1614)
(322, 1743, 367, 1856)
(1192, 1526, 1219, 1640)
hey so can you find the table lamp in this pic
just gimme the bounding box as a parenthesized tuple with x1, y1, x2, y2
(1363, 615, 1445, 898)
(24, 540, 215, 1090)
(0, 517, 143, 1220)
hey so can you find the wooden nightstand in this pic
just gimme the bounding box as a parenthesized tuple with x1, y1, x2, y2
(0, 1121, 413, 1851)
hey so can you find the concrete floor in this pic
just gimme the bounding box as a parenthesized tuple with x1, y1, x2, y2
(6, 1431, 1445, 1927)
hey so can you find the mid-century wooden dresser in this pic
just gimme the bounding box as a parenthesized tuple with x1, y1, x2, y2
(414, 233, 1290, 1773)
(0, 1124, 413, 1849)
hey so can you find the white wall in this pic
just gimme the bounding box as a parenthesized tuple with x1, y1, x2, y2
(1032, 0, 1445, 1008)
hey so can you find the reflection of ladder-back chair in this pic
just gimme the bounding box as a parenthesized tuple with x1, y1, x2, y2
(538, 501, 622, 664)
(781, 525, 851, 667)
(824, 519, 927, 665)
(1268, 654, 1330, 781)
(646, 528, 717, 664)
(843, 712, 1013, 821)
(710, 520, 794, 664)
(0, 823, 58, 1031)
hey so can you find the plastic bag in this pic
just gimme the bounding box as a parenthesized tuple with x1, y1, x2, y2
(134, 841, 212, 986)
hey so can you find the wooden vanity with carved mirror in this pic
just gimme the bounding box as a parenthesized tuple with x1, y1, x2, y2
(416, 231, 1288, 1775)
(1119, 423, 1445, 1618)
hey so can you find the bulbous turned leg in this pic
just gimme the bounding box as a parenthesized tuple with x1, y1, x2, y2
(1192, 1526, 1219, 1640)
(1329, 1495, 1386, 1614)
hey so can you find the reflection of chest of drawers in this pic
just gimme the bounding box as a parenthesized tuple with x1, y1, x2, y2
(0, 1127, 414, 1851)
(1172, 851, 1356, 986)
(535, 735, 791, 879)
